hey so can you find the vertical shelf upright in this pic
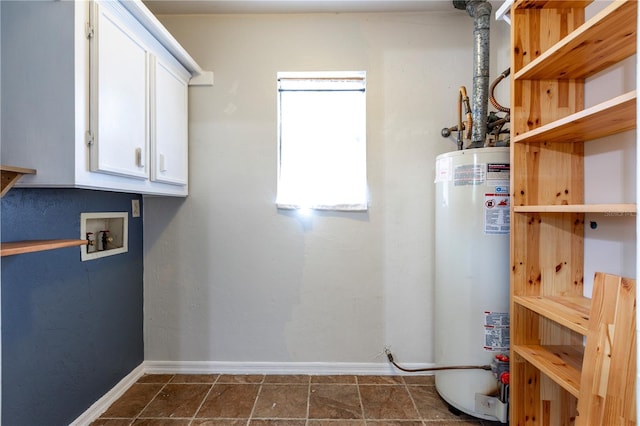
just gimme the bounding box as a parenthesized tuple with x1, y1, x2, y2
(509, 0, 637, 424)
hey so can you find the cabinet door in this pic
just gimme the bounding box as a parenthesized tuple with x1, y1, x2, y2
(90, 2, 149, 180)
(150, 56, 189, 185)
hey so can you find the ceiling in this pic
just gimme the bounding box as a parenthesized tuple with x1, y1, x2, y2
(142, 0, 466, 15)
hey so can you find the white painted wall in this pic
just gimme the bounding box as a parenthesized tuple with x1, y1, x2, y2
(143, 11, 511, 365)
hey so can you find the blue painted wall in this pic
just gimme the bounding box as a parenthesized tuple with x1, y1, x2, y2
(1, 188, 144, 425)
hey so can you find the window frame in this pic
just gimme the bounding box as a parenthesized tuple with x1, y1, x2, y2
(275, 71, 368, 212)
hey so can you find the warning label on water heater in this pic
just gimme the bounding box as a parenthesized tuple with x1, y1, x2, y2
(454, 164, 485, 186)
(484, 192, 510, 234)
(484, 311, 509, 351)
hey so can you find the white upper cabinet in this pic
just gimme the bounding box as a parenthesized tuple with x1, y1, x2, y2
(0, 0, 208, 197)
(151, 56, 189, 185)
(91, 2, 150, 180)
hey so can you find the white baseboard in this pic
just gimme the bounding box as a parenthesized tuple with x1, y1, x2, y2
(143, 360, 436, 376)
(70, 363, 146, 426)
(71, 360, 435, 425)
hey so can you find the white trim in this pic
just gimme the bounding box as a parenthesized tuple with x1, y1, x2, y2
(143, 360, 435, 376)
(189, 71, 214, 87)
(495, 0, 513, 25)
(118, 0, 204, 76)
(69, 363, 145, 426)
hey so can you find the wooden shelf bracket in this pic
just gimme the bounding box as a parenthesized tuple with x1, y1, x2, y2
(1, 165, 36, 197)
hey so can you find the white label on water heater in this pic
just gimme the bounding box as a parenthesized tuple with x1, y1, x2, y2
(454, 164, 485, 186)
(483, 311, 509, 351)
(484, 192, 510, 234)
(434, 157, 453, 182)
(486, 163, 510, 187)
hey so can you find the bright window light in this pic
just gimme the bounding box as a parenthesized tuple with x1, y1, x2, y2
(276, 71, 367, 211)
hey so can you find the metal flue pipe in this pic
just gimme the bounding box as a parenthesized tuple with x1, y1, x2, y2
(454, 0, 492, 148)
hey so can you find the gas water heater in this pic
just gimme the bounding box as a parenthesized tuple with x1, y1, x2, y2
(434, 147, 510, 422)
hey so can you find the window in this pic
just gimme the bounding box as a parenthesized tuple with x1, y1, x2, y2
(276, 71, 367, 211)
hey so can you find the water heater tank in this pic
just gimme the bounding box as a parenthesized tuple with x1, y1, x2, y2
(434, 147, 510, 422)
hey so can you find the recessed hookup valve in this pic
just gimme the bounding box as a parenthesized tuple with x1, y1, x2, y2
(86, 232, 95, 253)
(99, 230, 113, 251)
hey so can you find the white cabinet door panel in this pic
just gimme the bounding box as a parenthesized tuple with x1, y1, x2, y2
(151, 57, 188, 185)
(91, 3, 148, 180)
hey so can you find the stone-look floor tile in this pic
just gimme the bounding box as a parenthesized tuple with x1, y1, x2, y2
(402, 375, 435, 385)
(263, 374, 310, 384)
(131, 420, 191, 426)
(307, 421, 365, 426)
(101, 384, 164, 418)
(217, 374, 265, 384)
(252, 384, 308, 419)
(137, 375, 175, 384)
(196, 383, 260, 418)
(308, 385, 362, 420)
(359, 385, 420, 420)
(357, 376, 404, 385)
(311, 375, 357, 384)
(139, 384, 211, 418)
(364, 421, 424, 425)
(191, 420, 248, 426)
(90, 419, 133, 426)
(170, 374, 219, 384)
(250, 420, 307, 425)
(407, 385, 477, 422)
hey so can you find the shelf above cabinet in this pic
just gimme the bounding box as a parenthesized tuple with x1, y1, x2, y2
(514, 0, 636, 81)
(514, 295, 591, 335)
(512, 90, 636, 144)
(513, 203, 637, 214)
(1, 165, 36, 197)
(1, 239, 88, 257)
(514, 344, 584, 398)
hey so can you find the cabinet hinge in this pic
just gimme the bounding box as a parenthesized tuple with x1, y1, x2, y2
(86, 23, 95, 39)
(86, 131, 94, 146)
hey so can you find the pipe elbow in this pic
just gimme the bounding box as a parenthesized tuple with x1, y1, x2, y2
(466, 0, 492, 18)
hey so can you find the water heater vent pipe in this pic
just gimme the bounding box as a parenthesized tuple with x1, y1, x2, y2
(454, 0, 492, 149)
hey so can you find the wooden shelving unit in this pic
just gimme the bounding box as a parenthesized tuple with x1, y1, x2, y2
(514, 344, 584, 398)
(511, 91, 636, 145)
(513, 0, 636, 81)
(509, 0, 637, 424)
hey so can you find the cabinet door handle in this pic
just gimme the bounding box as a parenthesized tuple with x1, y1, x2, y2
(136, 148, 144, 168)
(159, 154, 167, 172)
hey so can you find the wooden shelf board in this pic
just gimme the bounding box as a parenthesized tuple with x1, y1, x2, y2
(514, 344, 584, 398)
(512, 91, 636, 144)
(0, 165, 37, 174)
(1, 239, 88, 257)
(515, 0, 636, 80)
(514, 295, 591, 335)
(514, 0, 593, 9)
(513, 203, 636, 213)
(0, 164, 36, 197)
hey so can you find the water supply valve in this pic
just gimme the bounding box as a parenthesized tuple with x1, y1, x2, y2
(86, 232, 96, 253)
(491, 353, 509, 379)
(491, 353, 510, 406)
(100, 230, 113, 251)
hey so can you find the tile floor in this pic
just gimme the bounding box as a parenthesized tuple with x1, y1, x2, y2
(91, 374, 504, 426)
